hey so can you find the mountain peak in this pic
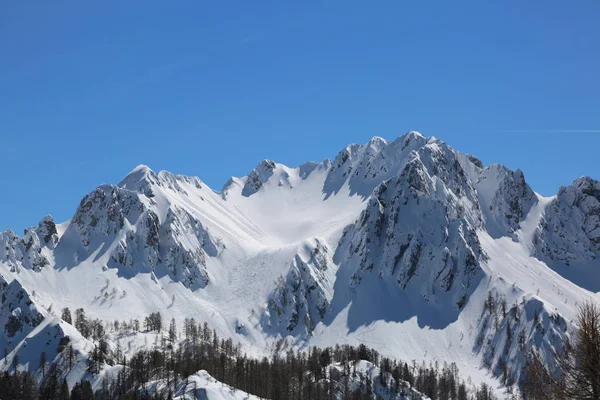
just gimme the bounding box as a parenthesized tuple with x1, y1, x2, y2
(405, 130, 424, 139)
(130, 164, 153, 174)
(119, 164, 156, 187)
(367, 136, 389, 147)
(387, 130, 428, 152)
(241, 159, 279, 197)
(118, 164, 160, 197)
(573, 176, 600, 195)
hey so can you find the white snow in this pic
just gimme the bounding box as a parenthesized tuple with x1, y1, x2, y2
(173, 370, 261, 400)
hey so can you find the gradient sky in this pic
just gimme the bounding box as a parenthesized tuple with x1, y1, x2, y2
(1, 1, 599, 232)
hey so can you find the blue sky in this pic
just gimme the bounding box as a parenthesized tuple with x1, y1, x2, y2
(1, 1, 599, 231)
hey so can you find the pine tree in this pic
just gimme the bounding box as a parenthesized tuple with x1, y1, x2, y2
(71, 379, 94, 400)
(61, 308, 72, 324)
(40, 351, 47, 377)
(458, 381, 468, 400)
(486, 291, 495, 314)
(68, 345, 74, 371)
(169, 318, 177, 343)
(12, 354, 19, 372)
(40, 367, 60, 400)
(74, 308, 89, 338)
(59, 379, 69, 400)
(21, 371, 39, 400)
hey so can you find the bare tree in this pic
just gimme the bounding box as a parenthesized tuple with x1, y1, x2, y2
(561, 301, 600, 399)
(523, 301, 600, 400)
(522, 351, 556, 400)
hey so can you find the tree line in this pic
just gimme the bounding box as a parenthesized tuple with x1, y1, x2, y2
(19, 304, 584, 399)
(5, 307, 502, 399)
(69, 312, 496, 399)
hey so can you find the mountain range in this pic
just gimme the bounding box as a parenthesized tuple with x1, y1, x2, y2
(1, 131, 598, 396)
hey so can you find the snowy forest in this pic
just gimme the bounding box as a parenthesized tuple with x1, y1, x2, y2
(4, 301, 600, 399)
(2, 307, 500, 400)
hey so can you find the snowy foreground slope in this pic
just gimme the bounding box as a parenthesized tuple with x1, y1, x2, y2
(1, 132, 599, 395)
(151, 370, 263, 400)
(146, 363, 423, 400)
(162, 362, 422, 400)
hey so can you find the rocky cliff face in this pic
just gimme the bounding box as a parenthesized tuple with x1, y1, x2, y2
(475, 164, 538, 239)
(159, 206, 218, 289)
(242, 160, 278, 197)
(263, 239, 333, 335)
(335, 140, 485, 310)
(54, 169, 222, 288)
(70, 185, 148, 249)
(473, 292, 568, 387)
(534, 177, 600, 265)
(324, 132, 428, 198)
(0, 216, 57, 273)
(0, 275, 44, 354)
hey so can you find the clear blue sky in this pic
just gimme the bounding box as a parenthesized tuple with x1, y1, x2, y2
(1, 1, 599, 232)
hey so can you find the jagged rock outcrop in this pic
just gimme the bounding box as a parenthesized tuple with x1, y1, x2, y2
(0, 275, 44, 353)
(58, 174, 220, 288)
(474, 292, 568, 386)
(70, 185, 146, 248)
(534, 176, 600, 264)
(118, 164, 203, 198)
(242, 160, 278, 197)
(475, 164, 538, 239)
(0, 275, 93, 384)
(106, 208, 160, 274)
(263, 239, 333, 335)
(324, 132, 428, 197)
(35, 216, 58, 246)
(159, 206, 219, 289)
(0, 216, 57, 273)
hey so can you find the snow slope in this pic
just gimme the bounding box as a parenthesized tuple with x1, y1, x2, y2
(173, 370, 262, 400)
(1, 131, 598, 396)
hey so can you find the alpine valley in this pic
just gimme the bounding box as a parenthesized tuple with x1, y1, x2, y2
(1, 132, 599, 399)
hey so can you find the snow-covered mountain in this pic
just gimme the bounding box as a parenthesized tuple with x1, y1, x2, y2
(1, 131, 598, 394)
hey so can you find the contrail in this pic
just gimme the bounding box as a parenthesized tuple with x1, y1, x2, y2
(479, 129, 600, 133)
